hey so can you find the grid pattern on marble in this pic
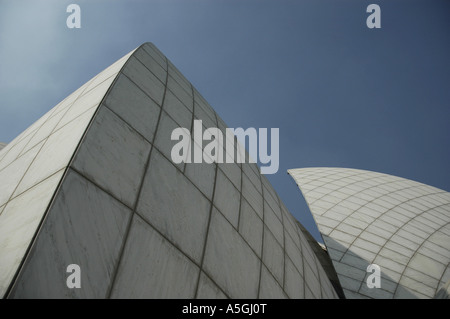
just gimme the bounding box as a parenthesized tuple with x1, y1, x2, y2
(288, 167, 450, 299)
(0, 49, 135, 298)
(8, 43, 339, 299)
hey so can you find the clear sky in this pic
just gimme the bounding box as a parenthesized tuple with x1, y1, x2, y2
(1, 0, 449, 242)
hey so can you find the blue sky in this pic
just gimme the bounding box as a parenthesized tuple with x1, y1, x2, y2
(1, 0, 449, 241)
